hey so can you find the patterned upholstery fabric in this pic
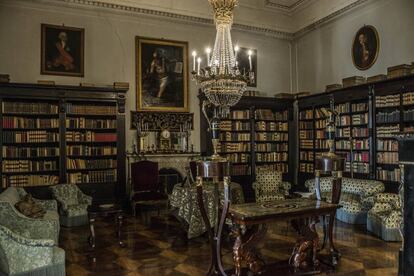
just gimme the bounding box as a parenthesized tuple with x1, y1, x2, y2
(253, 168, 290, 204)
(0, 187, 60, 243)
(170, 181, 245, 239)
(367, 193, 402, 241)
(305, 177, 385, 224)
(50, 184, 92, 227)
(0, 225, 65, 276)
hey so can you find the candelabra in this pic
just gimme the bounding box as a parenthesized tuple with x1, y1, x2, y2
(136, 121, 149, 152)
(177, 122, 192, 152)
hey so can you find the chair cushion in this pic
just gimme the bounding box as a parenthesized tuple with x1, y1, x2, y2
(0, 187, 20, 205)
(66, 204, 88, 217)
(256, 193, 285, 204)
(132, 191, 168, 202)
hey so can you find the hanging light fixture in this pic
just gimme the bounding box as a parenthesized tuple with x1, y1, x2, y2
(192, 0, 248, 117)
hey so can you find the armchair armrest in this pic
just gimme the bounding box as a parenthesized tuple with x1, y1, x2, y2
(0, 202, 59, 243)
(77, 190, 92, 205)
(53, 194, 70, 211)
(0, 225, 55, 247)
(281, 181, 291, 195)
(33, 199, 58, 212)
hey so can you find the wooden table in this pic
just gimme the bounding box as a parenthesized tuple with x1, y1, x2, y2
(87, 204, 124, 249)
(228, 198, 340, 276)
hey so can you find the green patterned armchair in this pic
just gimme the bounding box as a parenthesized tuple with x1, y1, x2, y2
(253, 168, 291, 204)
(367, 193, 402, 241)
(0, 225, 65, 276)
(0, 187, 60, 243)
(50, 184, 92, 227)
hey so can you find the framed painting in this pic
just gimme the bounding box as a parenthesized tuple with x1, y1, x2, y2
(136, 37, 189, 112)
(238, 47, 257, 87)
(352, 25, 380, 71)
(41, 24, 84, 77)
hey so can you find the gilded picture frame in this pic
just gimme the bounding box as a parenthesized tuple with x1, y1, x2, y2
(41, 24, 84, 77)
(136, 37, 189, 112)
(352, 25, 380, 71)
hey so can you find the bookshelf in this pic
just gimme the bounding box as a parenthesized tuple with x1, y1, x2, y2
(199, 95, 294, 202)
(0, 83, 127, 202)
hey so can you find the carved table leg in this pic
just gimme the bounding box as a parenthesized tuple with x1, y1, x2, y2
(88, 217, 96, 249)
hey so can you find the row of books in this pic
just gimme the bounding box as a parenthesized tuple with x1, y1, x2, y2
(219, 132, 250, 142)
(2, 160, 57, 173)
(300, 130, 313, 139)
(336, 140, 351, 150)
(2, 146, 59, 158)
(376, 111, 400, 124)
(67, 158, 117, 170)
(66, 146, 117, 156)
(377, 168, 401, 182)
(255, 133, 288, 142)
(66, 118, 117, 129)
(403, 92, 414, 105)
(315, 119, 327, 129)
(315, 139, 329, 149)
(352, 113, 369, 125)
(337, 115, 351, 126)
(335, 103, 350, 114)
(377, 125, 400, 137)
(2, 175, 59, 188)
(255, 121, 288, 131)
(300, 163, 314, 173)
(255, 143, 288, 152)
(257, 163, 288, 173)
(256, 152, 288, 162)
(219, 143, 250, 153)
(316, 130, 327, 139)
(352, 103, 368, 112)
(300, 151, 314, 161)
(315, 108, 330, 119)
(2, 102, 58, 114)
(67, 169, 117, 184)
(219, 121, 250, 131)
(377, 152, 399, 164)
(376, 94, 400, 107)
(66, 131, 117, 142)
(231, 164, 251, 176)
(224, 153, 250, 163)
(336, 139, 369, 150)
(352, 128, 369, 138)
(403, 110, 414, 121)
(377, 140, 399, 151)
(299, 110, 313, 120)
(345, 162, 369, 174)
(66, 103, 116, 115)
(2, 131, 59, 143)
(300, 139, 313, 149)
(229, 110, 250, 120)
(2, 117, 59, 129)
(336, 127, 350, 137)
(254, 109, 288, 121)
(345, 152, 369, 162)
(299, 121, 313, 130)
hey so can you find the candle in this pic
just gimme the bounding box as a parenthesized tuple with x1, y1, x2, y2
(197, 57, 202, 75)
(192, 51, 197, 72)
(248, 49, 253, 71)
(234, 45, 239, 65)
(205, 47, 211, 66)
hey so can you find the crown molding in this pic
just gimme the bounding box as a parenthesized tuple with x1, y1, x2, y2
(265, 0, 313, 13)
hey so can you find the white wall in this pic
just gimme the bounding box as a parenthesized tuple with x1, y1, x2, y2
(0, 0, 293, 152)
(295, 0, 414, 93)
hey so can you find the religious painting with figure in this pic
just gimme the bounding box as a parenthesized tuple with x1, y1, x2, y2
(238, 47, 257, 87)
(41, 24, 84, 77)
(136, 37, 188, 112)
(352, 25, 379, 71)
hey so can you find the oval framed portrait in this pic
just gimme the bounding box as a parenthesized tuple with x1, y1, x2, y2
(352, 25, 380, 70)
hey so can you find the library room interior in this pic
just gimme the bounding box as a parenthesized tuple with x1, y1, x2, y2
(1, 0, 414, 275)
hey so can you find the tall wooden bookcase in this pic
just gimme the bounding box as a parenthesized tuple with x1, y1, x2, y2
(199, 95, 295, 202)
(0, 83, 127, 202)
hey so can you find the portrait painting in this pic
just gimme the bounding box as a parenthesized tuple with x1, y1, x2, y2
(41, 24, 84, 77)
(136, 37, 188, 112)
(238, 47, 257, 87)
(352, 25, 379, 71)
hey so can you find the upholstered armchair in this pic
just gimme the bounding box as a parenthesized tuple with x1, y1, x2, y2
(253, 168, 291, 203)
(0, 225, 65, 276)
(50, 184, 92, 227)
(0, 187, 60, 243)
(367, 193, 402, 241)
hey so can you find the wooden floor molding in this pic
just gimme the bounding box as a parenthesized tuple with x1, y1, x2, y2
(61, 214, 400, 275)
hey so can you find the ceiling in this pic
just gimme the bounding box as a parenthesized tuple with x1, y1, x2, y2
(49, 0, 369, 39)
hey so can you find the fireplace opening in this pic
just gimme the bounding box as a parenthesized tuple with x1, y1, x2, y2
(159, 168, 183, 195)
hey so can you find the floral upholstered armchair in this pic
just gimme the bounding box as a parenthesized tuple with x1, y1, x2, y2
(367, 193, 402, 241)
(253, 168, 291, 203)
(0, 225, 65, 276)
(50, 184, 92, 227)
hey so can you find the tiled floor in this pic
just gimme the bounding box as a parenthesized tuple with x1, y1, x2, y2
(61, 214, 400, 275)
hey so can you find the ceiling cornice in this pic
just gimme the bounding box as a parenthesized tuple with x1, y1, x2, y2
(5, 0, 371, 41)
(265, 0, 313, 13)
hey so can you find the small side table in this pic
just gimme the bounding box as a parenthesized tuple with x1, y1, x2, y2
(87, 204, 124, 249)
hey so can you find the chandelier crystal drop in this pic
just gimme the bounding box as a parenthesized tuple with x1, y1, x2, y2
(192, 0, 248, 116)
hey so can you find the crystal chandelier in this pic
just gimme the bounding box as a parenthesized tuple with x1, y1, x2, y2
(192, 0, 248, 116)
